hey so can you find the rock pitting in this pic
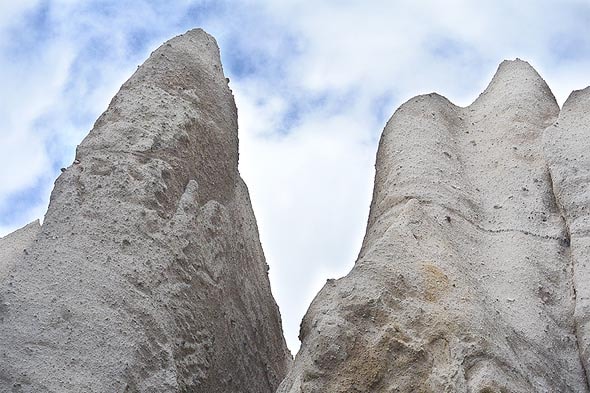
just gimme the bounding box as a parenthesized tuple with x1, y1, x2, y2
(278, 60, 590, 392)
(545, 86, 590, 387)
(0, 29, 290, 392)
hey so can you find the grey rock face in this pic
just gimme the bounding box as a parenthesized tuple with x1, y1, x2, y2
(545, 87, 590, 387)
(0, 29, 290, 392)
(0, 220, 40, 282)
(278, 60, 590, 392)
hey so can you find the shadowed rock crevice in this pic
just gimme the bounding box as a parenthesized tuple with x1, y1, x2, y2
(544, 86, 590, 389)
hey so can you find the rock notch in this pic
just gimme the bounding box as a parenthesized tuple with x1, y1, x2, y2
(278, 60, 590, 392)
(0, 29, 290, 392)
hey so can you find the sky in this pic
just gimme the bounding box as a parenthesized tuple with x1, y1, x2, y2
(1, 0, 589, 352)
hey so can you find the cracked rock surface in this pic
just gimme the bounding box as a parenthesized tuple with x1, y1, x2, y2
(0, 29, 290, 392)
(278, 60, 590, 392)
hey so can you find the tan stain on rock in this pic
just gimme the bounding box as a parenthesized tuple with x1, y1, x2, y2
(421, 263, 450, 302)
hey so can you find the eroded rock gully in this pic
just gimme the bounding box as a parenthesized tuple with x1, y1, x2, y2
(278, 60, 590, 392)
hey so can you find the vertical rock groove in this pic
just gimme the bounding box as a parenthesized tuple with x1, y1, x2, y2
(544, 86, 590, 389)
(546, 167, 587, 389)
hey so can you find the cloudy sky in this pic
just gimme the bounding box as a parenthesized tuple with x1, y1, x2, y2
(1, 0, 589, 352)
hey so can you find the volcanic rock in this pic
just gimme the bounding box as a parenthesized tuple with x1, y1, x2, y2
(0, 29, 290, 392)
(544, 86, 590, 387)
(278, 60, 590, 392)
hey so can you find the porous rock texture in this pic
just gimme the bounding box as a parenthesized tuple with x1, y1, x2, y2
(278, 60, 590, 392)
(0, 220, 39, 283)
(0, 29, 290, 392)
(545, 86, 590, 388)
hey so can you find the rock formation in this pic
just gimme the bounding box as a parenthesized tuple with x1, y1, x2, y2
(545, 86, 590, 388)
(2, 27, 589, 393)
(278, 60, 590, 392)
(0, 29, 290, 392)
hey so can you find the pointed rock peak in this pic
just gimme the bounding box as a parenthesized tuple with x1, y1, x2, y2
(124, 28, 228, 95)
(0, 219, 40, 241)
(493, 58, 545, 85)
(174, 27, 214, 42)
(562, 86, 590, 113)
(151, 28, 222, 66)
(77, 27, 238, 207)
(471, 58, 558, 112)
(121, 28, 227, 93)
(0, 29, 290, 392)
(497, 58, 538, 74)
(0, 219, 40, 280)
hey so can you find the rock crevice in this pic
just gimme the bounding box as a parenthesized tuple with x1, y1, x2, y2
(544, 86, 590, 389)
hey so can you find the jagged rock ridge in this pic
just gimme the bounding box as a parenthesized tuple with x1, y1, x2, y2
(278, 60, 590, 392)
(0, 29, 290, 392)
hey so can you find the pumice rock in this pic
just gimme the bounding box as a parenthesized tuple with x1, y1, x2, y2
(544, 86, 590, 387)
(278, 60, 590, 392)
(0, 29, 290, 392)
(0, 220, 39, 281)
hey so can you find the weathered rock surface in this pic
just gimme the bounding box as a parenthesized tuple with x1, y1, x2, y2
(0, 29, 290, 392)
(0, 220, 39, 282)
(544, 87, 590, 387)
(278, 60, 590, 392)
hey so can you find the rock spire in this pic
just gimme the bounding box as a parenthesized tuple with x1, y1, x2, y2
(278, 60, 590, 392)
(0, 29, 290, 392)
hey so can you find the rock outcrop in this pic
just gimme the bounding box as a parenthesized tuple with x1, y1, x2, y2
(2, 30, 589, 393)
(278, 60, 590, 392)
(0, 29, 290, 392)
(0, 220, 39, 282)
(545, 87, 590, 387)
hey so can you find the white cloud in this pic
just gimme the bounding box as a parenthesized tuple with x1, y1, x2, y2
(1, 0, 590, 352)
(236, 82, 378, 349)
(252, 0, 590, 106)
(0, 1, 40, 29)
